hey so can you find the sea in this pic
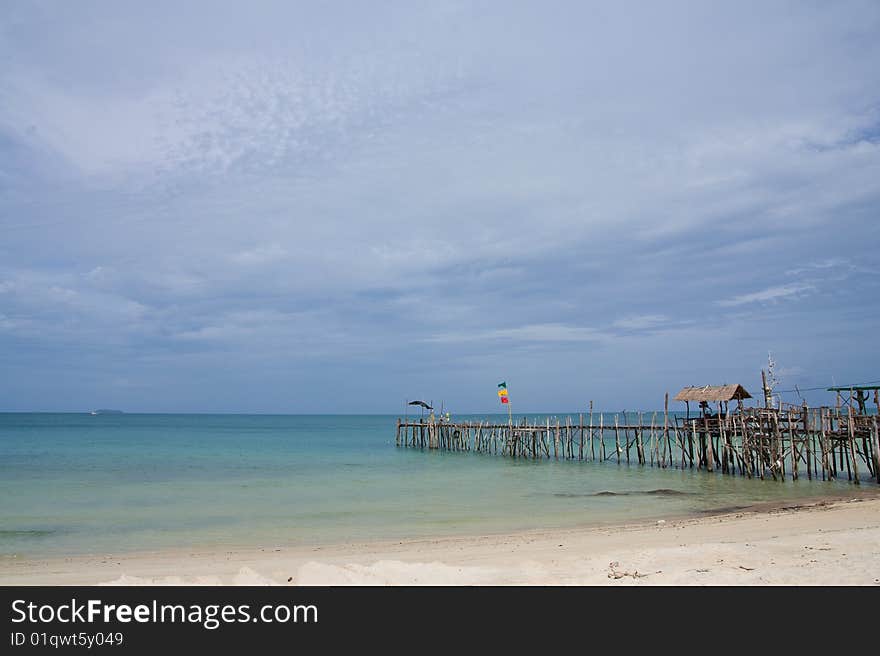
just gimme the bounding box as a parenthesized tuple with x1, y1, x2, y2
(0, 412, 864, 558)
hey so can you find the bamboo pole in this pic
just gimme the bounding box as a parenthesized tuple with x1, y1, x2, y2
(544, 417, 550, 458)
(803, 404, 811, 480)
(579, 412, 584, 460)
(554, 419, 559, 459)
(589, 401, 595, 462)
(873, 416, 880, 484)
(847, 406, 860, 485)
(741, 415, 753, 479)
(680, 423, 687, 470)
(650, 411, 657, 467)
(663, 393, 670, 468)
(569, 415, 574, 459)
(687, 416, 695, 468)
(704, 413, 713, 472)
(754, 415, 766, 480)
(771, 411, 784, 480)
(614, 414, 621, 464)
(637, 411, 645, 464)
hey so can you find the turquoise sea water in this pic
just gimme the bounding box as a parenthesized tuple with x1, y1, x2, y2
(0, 413, 865, 558)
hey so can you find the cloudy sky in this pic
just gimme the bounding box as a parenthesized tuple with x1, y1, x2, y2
(1, 1, 879, 413)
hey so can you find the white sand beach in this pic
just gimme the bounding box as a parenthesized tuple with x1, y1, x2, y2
(2, 496, 879, 586)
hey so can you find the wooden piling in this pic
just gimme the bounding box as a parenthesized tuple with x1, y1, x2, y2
(614, 414, 621, 464)
(847, 406, 860, 485)
(663, 393, 670, 468)
(803, 404, 812, 480)
(589, 401, 595, 461)
(554, 419, 559, 459)
(873, 416, 880, 484)
(704, 413, 714, 472)
(579, 413, 584, 460)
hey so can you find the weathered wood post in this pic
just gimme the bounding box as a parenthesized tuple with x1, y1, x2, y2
(579, 413, 584, 460)
(650, 411, 657, 466)
(771, 411, 784, 480)
(847, 406, 860, 485)
(703, 411, 713, 472)
(687, 414, 695, 468)
(818, 409, 827, 480)
(589, 401, 595, 461)
(553, 419, 559, 459)
(568, 416, 573, 459)
(762, 369, 772, 408)
(663, 392, 670, 468)
(614, 414, 621, 464)
(873, 416, 880, 484)
(802, 403, 812, 480)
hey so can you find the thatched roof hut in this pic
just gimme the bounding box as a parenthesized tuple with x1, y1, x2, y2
(674, 384, 752, 403)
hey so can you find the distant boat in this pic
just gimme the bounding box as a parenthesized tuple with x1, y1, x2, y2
(90, 409, 124, 415)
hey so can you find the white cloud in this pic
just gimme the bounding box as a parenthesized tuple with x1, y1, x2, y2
(716, 283, 815, 307)
(2, 2, 880, 409)
(426, 323, 607, 344)
(611, 315, 670, 331)
(229, 243, 288, 266)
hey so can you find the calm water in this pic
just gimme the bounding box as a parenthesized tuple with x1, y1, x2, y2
(0, 413, 862, 557)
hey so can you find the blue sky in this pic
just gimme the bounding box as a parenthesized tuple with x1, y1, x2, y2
(1, 1, 879, 413)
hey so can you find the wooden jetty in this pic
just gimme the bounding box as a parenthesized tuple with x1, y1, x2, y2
(395, 384, 880, 484)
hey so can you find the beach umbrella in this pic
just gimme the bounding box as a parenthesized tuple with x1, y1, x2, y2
(408, 400, 432, 418)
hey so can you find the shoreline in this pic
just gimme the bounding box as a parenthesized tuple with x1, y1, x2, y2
(2, 494, 879, 585)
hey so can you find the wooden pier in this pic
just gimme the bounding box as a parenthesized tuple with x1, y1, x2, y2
(396, 392, 880, 484)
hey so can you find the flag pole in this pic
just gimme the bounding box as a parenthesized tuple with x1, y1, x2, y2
(498, 380, 512, 427)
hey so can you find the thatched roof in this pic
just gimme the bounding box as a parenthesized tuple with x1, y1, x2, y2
(674, 384, 752, 402)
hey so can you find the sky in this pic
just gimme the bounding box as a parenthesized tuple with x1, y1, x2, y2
(1, 1, 879, 413)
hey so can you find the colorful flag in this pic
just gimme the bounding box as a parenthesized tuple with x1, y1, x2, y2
(500, 396, 509, 404)
(498, 381, 509, 404)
